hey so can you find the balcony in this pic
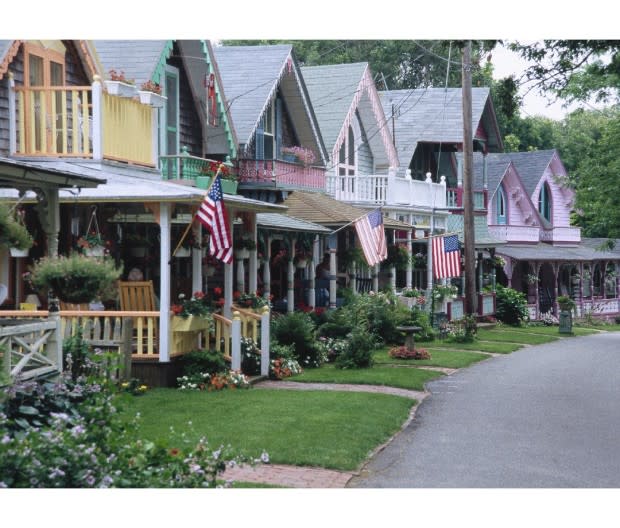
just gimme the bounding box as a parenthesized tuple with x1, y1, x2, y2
(159, 150, 238, 193)
(8, 76, 156, 166)
(325, 173, 447, 210)
(539, 226, 581, 244)
(237, 158, 325, 190)
(488, 224, 541, 243)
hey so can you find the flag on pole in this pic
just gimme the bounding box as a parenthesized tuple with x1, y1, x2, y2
(432, 234, 461, 279)
(196, 173, 233, 264)
(354, 208, 387, 266)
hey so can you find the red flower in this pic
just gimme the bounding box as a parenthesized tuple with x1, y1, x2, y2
(214, 287, 222, 297)
(233, 291, 241, 300)
(193, 291, 205, 299)
(171, 304, 183, 315)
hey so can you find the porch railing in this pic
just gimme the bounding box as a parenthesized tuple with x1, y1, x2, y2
(237, 158, 325, 190)
(9, 76, 155, 166)
(488, 224, 541, 243)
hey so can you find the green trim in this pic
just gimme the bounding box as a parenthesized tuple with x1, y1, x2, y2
(200, 40, 237, 160)
(151, 40, 175, 85)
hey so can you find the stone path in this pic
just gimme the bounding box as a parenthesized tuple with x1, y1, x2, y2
(223, 379, 430, 487)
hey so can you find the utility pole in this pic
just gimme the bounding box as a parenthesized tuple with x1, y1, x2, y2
(462, 40, 476, 316)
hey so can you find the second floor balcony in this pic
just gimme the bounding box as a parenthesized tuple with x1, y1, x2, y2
(8, 75, 157, 167)
(237, 158, 326, 191)
(326, 172, 447, 210)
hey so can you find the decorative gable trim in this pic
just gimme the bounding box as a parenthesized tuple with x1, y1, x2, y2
(151, 40, 175, 85)
(0, 40, 22, 80)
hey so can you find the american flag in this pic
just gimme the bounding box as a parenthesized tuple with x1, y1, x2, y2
(354, 209, 387, 266)
(432, 234, 461, 279)
(196, 173, 232, 264)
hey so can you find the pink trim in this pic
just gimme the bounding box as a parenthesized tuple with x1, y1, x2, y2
(238, 159, 326, 190)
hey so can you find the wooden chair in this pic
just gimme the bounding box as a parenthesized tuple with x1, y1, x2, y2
(118, 281, 157, 312)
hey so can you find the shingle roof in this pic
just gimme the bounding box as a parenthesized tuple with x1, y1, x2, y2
(213, 44, 293, 148)
(379, 87, 500, 166)
(93, 40, 171, 85)
(503, 150, 557, 197)
(446, 214, 506, 248)
(300, 62, 368, 151)
(282, 191, 412, 229)
(497, 239, 620, 261)
(257, 213, 331, 233)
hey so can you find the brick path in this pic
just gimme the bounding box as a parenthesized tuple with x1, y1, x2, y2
(222, 379, 431, 487)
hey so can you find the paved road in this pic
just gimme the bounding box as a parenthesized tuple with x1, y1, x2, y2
(348, 331, 620, 488)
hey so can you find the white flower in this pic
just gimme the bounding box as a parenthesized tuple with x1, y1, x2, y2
(260, 451, 270, 464)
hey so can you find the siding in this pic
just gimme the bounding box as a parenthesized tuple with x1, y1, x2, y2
(356, 113, 374, 175)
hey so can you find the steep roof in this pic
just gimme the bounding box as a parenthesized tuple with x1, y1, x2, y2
(498, 239, 620, 261)
(378, 87, 502, 167)
(503, 150, 557, 197)
(213, 44, 326, 163)
(301, 62, 369, 150)
(93, 40, 172, 85)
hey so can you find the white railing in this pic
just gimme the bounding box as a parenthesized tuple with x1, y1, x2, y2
(488, 224, 541, 243)
(539, 226, 581, 244)
(325, 172, 447, 209)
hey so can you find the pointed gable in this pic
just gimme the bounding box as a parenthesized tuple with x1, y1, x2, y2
(213, 44, 327, 163)
(504, 150, 556, 198)
(379, 87, 503, 167)
(301, 62, 398, 170)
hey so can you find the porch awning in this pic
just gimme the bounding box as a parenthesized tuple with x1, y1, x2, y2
(0, 157, 105, 189)
(497, 239, 620, 262)
(257, 213, 331, 233)
(281, 191, 413, 230)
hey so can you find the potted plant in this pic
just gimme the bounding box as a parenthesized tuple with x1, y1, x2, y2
(170, 291, 214, 332)
(29, 253, 122, 304)
(234, 237, 256, 260)
(557, 295, 576, 314)
(198, 159, 238, 194)
(138, 80, 167, 108)
(557, 294, 576, 334)
(233, 290, 270, 310)
(384, 244, 410, 271)
(104, 69, 137, 98)
(77, 231, 109, 257)
(0, 204, 34, 257)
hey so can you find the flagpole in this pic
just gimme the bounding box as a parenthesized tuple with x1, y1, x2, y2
(327, 207, 383, 236)
(170, 164, 223, 259)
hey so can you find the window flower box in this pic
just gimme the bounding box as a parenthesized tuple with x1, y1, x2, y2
(171, 315, 212, 332)
(104, 80, 137, 98)
(138, 90, 167, 108)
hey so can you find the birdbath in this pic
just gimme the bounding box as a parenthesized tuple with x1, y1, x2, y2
(396, 325, 422, 353)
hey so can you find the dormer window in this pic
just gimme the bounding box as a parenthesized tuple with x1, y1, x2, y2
(538, 182, 552, 222)
(496, 186, 507, 225)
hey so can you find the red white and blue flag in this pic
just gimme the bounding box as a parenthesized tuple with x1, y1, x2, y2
(432, 234, 461, 279)
(196, 172, 232, 264)
(354, 208, 387, 266)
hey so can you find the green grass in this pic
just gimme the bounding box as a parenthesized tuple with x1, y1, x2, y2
(426, 340, 522, 354)
(373, 347, 489, 369)
(510, 325, 600, 337)
(293, 364, 443, 391)
(476, 328, 560, 345)
(120, 388, 414, 471)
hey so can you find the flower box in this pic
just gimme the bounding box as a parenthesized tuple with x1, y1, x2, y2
(104, 80, 137, 98)
(138, 90, 167, 108)
(171, 315, 211, 332)
(195, 176, 238, 194)
(10, 247, 29, 257)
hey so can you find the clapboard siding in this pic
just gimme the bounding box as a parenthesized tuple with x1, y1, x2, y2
(356, 113, 374, 175)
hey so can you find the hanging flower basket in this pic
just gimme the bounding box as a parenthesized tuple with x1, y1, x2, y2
(235, 248, 250, 260)
(84, 246, 105, 257)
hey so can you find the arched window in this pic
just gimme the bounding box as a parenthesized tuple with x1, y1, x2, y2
(496, 186, 507, 225)
(538, 182, 552, 222)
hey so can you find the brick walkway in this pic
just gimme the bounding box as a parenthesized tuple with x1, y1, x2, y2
(222, 379, 431, 487)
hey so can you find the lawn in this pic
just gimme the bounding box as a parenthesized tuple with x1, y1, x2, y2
(292, 364, 443, 390)
(476, 328, 560, 345)
(373, 347, 489, 369)
(508, 325, 600, 337)
(425, 340, 522, 354)
(119, 388, 414, 471)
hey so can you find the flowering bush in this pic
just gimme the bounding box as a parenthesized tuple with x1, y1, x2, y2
(281, 145, 316, 166)
(171, 291, 212, 318)
(432, 284, 458, 303)
(316, 336, 347, 363)
(120, 378, 148, 396)
(240, 337, 261, 376)
(269, 357, 303, 380)
(401, 287, 422, 298)
(178, 372, 212, 391)
(108, 69, 133, 84)
(234, 291, 270, 309)
(540, 311, 559, 326)
(389, 346, 431, 360)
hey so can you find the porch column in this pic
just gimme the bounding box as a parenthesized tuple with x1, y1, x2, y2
(372, 263, 379, 293)
(552, 261, 560, 315)
(159, 202, 172, 362)
(91, 76, 103, 161)
(532, 262, 540, 320)
(191, 223, 202, 294)
(262, 235, 271, 302)
(579, 262, 584, 317)
(390, 265, 396, 290)
(224, 214, 234, 318)
(8, 73, 16, 155)
(329, 246, 337, 309)
(350, 262, 357, 294)
(35, 186, 60, 258)
(406, 230, 413, 289)
(236, 256, 246, 293)
(249, 219, 258, 293)
(287, 236, 296, 313)
(308, 235, 318, 309)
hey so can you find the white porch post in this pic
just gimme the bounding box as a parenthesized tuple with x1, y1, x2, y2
(192, 223, 202, 294)
(287, 236, 296, 313)
(308, 235, 318, 309)
(249, 219, 258, 293)
(159, 202, 171, 363)
(224, 260, 233, 318)
(372, 263, 379, 293)
(406, 229, 413, 289)
(236, 256, 246, 293)
(262, 235, 271, 302)
(329, 245, 337, 309)
(260, 306, 270, 376)
(91, 76, 103, 161)
(231, 311, 241, 371)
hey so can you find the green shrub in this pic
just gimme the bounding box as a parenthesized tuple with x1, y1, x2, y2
(334, 328, 375, 369)
(179, 349, 227, 377)
(495, 285, 529, 326)
(403, 307, 435, 342)
(270, 311, 323, 367)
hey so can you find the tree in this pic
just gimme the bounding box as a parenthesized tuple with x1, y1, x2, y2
(509, 40, 620, 104)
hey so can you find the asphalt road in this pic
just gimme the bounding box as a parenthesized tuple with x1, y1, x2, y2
(348, 331, 620, 488)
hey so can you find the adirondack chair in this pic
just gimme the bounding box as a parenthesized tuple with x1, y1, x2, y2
(118, 280, 158, 354)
